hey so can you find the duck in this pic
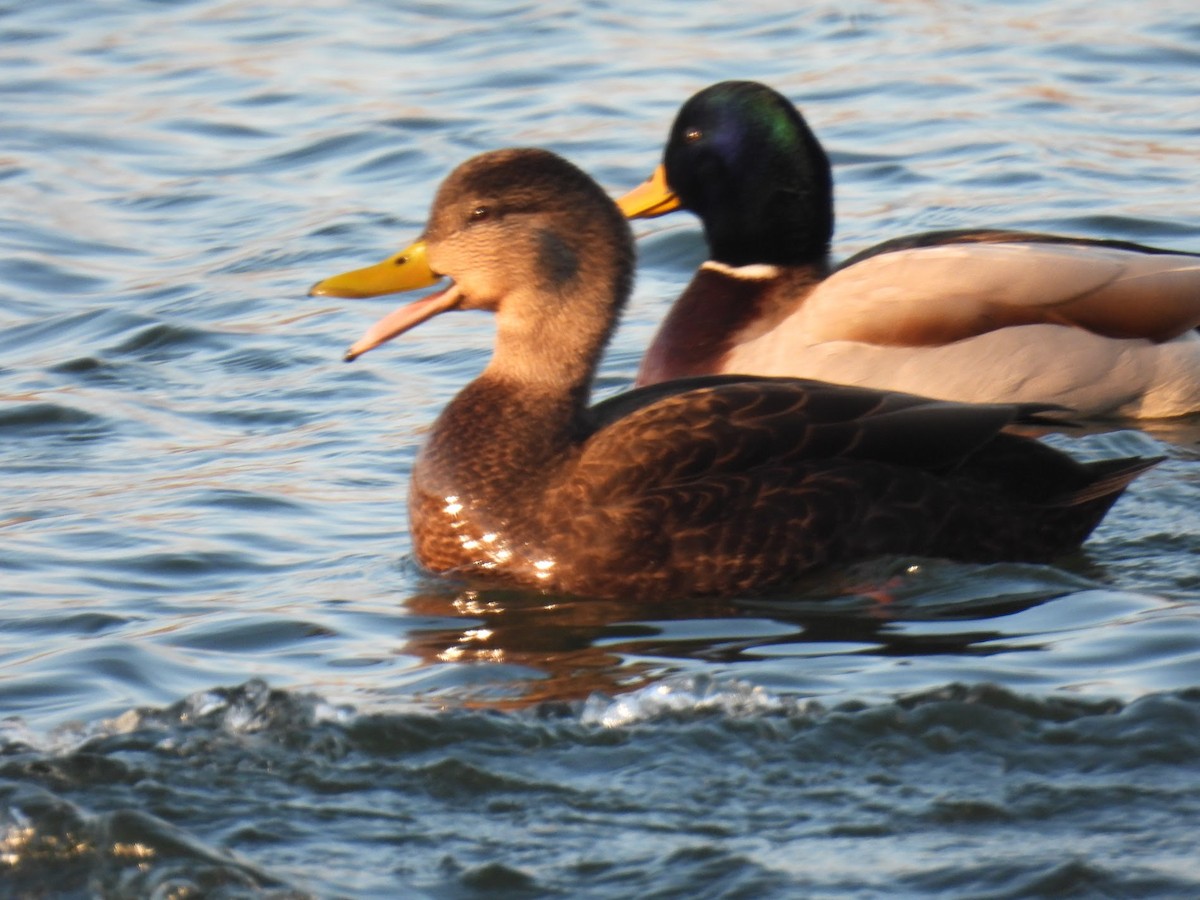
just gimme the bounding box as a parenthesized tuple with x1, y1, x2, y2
(617, 80, 1200, 419)
(309, 147, 1159, 602)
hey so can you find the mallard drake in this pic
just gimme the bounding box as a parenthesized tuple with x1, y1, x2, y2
(310, 148, 1158, 602)
(618, 81, 1200, 418)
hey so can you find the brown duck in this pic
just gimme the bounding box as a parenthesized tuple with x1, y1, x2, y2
(310, 148, 1159, 602)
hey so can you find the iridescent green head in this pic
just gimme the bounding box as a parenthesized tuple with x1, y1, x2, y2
(663, 81, 834, 267)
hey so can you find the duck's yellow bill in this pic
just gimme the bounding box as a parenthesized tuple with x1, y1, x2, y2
(308, 240, 438, 299)
(309, 239, 461, 361)
(615, 164, 681, 219)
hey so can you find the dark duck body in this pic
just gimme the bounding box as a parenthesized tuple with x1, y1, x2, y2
(618, 81, 1200, 418)
(311, 148, 1158, 602)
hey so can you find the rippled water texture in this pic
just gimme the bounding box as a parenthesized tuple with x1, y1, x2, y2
(2, 1, 1200, 896)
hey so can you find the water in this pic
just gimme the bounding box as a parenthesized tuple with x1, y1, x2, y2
(2, 0, 1199, 896)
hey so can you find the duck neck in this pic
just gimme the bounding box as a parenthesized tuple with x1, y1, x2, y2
(707, 187, 833, 269)
(486, 297, 609, 404)
(419, 266, 626, 507)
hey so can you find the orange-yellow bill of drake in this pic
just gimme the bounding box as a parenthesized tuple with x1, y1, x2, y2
(614, 164, 680, 219)
(309, 239, 460, 361)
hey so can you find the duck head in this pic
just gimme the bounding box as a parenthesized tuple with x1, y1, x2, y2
(311, 148, 634, 371)
(620, 81, 834, 267)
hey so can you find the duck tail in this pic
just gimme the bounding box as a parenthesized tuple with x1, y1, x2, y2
(1068, 455, 1164, 507)
(1036, 454, 1162, 555)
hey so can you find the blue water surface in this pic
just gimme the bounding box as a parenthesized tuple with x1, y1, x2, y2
(2, 1, 1199, 896)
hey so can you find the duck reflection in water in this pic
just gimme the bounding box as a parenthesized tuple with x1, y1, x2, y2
(399, 559, 1078, 709)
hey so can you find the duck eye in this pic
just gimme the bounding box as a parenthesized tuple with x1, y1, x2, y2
(468, 205, 491, 224)
(684, 127, 703, 143)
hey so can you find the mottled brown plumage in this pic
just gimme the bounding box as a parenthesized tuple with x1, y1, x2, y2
(311, 148, 1159, 602)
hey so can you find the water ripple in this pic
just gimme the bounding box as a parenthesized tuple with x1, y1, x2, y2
(0, 402, 110, 438)
(1, 680, 1197, 896)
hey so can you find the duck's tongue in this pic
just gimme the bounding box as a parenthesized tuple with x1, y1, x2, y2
(344, 283, 464, 361)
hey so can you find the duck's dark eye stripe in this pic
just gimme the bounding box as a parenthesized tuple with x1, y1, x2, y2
(469, 205, 491, 223)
